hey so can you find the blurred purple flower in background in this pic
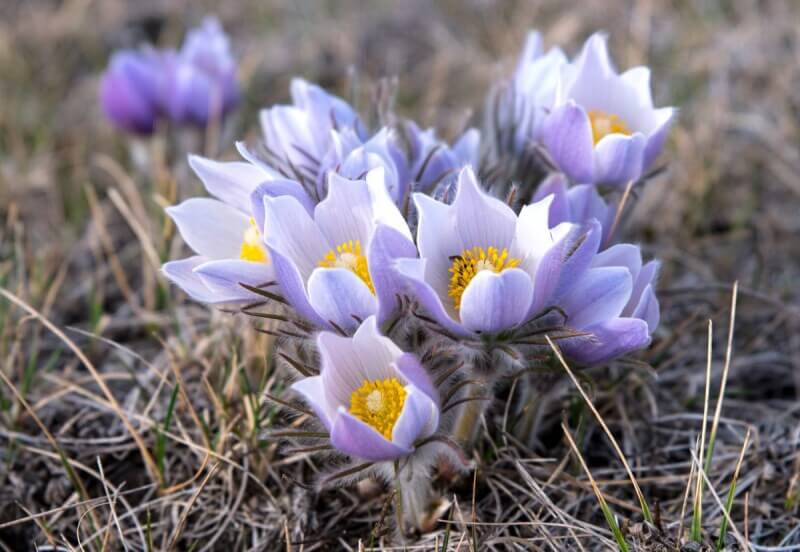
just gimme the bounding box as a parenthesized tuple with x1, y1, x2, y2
(100, 17, 239, 134)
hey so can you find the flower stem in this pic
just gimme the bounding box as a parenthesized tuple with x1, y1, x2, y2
(452, 382, 489, 450)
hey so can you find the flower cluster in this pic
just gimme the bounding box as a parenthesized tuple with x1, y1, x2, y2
(159, 29, 671, 535)
(100, 17, 239, 134)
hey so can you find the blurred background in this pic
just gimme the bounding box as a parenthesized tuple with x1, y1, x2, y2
(1, 0, 799, 549)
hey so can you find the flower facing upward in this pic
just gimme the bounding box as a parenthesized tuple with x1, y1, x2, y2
(256, 168, 413, 332)
(291, 317, 439, 462)
(541, 33, 675, 187)
(394, 167, 602, 337)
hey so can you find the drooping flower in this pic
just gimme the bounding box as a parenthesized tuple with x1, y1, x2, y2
(558, 243, 660, 364)
(394, 166, 601, 337)
(99, 49, 164, 134)
(161, 155, 280, 303)
(541, 33, 675, 187)
(163, 17, 240, 126)
(256, 168, 414, 332)
(290, 316, 439, 462)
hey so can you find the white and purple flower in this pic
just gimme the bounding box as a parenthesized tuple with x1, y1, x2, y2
(394, 166, 601, 337)
(559, 243, 660, 364)
(256, 168, 414, 332)
(161, 155, 280, 303)
(291, 316, 439, 462)
(542, 33, 675, 187)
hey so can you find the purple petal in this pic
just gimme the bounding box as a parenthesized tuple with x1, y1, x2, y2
(594, 132, 647, 186)
(266, 245, 331, 329)
(395, 353, 439, 405)
(368, 224, 418, 326)
(459, 269, 534, 333)
(290, 376, 332, 430)
(393, 258, 473, 338)
(560, 317, 651, 365)
(392, 386, 439, 449)
(193, 259, 274, 301)
(632, 284, 660, 332)
(541, 101, 595, 183)
(533, 173, 571, 227)
(331, 409, 412, 461)
(161, 256, 218, 303)
(250, 179, 315, 232)
(307, 268, 377, 333)
(561, 266, 632, 329)
(643, 107, 676, 170)
(188, 155, 266, 213)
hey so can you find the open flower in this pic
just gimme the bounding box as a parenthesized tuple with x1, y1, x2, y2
(161, 155, 279, 303)
(559, 243, 660, 364)
(395, 167, 601, 337)
(542, 33, 675, 187)
(257, 168, 413, 331)
(290, 316, 439, 462)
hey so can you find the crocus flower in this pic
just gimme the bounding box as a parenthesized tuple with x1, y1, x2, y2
(492, 31, 566, 157)
(394, 167, 601, 337)
(256, 168, 413, 332)
(533, 173, 615, 246)
(161, 155, 277, 303)
(291, 316, 439, 462)
(559, 243, 660, 364)
(164, 17, 240, 126)
(99, 49, 164, 134)
(541, 33, 675, 187)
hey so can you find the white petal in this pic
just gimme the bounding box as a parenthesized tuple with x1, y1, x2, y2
(188, 154, 267, 212)
(166, 198, 249, 259)
(262, 195, 330, 281)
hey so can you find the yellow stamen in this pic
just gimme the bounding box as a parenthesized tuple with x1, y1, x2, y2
(349, 377, 407, 439)
(318, 240, 375, 294)
(239, 218, 268, 263)
(448, 246, 521, 312)
(588, 110, 632, 145)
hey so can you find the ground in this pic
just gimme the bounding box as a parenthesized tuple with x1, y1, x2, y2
(1, 0, 799, 550)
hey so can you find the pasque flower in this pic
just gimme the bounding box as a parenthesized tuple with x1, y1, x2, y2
(394, 166, 601, 337)
(291, 316, 439, 462)
(256, 168, 414, 332)
(163, 16, 240, 126)
(100, 49, 164, 134)
(161, 155, 278, 303)
(559, 243, 660, 364)
(100, 17, 239, 134)
(541, 33, 675, 186)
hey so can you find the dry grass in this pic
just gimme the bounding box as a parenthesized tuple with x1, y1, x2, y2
(2, 0, 800, 550)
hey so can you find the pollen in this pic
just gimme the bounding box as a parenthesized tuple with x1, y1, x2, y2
(318, 240, 375, 294)
(349, 377, 407, 439)
(448, 246, 521, 311)
(239, 218, 268, 263)
(588, 110, 632, 145)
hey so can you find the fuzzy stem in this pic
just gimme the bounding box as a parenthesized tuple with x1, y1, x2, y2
(395, 462, 433, 536)
(451, 381, 490, 450)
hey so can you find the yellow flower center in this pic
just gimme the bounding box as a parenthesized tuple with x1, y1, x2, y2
(588, 110, 632, 145)
(349, 377, 407, 439)
(239, 218, 268, 263)
(448, 246, 521, 311)
(318, 240, 375, 294)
